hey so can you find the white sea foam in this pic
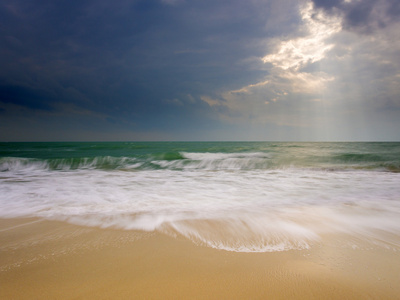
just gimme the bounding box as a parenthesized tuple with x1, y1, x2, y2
(180, 152, 271, 160)
(151, 152, 272, 170)
(1, 166, 400, 252)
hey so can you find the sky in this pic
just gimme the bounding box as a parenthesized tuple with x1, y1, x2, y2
(1, 0, 399, 141)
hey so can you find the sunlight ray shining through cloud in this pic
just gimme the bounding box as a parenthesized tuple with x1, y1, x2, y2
(262, 2, 342, 71)
(201, 1, 342, 130)
(1, 0, 400, 141)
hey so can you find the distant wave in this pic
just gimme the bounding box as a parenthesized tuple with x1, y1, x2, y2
(1, 151, 399, 172)
(0, 156, 141, 172)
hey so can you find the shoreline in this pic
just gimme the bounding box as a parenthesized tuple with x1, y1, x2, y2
(1, 217, 399, 299)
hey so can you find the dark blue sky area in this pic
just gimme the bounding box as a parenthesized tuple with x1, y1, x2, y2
(1, 0, 399, 141)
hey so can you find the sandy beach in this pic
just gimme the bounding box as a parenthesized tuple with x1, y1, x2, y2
(1, 217, 399, 299)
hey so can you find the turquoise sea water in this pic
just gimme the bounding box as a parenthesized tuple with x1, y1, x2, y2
(1, 142, 400, 251)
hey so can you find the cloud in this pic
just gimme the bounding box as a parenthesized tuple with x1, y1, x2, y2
(200, 96, 221, 107)
(0, 0, 399, 141)
(199, 0, 400, 140)
(201, 2, 339, 122)
(311, 0, 400, 33)
(262, 3, 341, 70)
(161, 0, 184, 5)
(0, 85, 54, 111)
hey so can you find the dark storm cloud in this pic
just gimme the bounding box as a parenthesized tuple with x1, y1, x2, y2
(311, 0, 400, 33)
(0, 0, 287, 128)
(0, 0, 306, 140)
(2, 0, 398, 141)
(0, 85, 54, 111)
(311, 0, 340, 10)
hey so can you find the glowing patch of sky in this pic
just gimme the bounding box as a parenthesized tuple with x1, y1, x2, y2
(263, 4, 340, 71)
(202, 1, 341, 120)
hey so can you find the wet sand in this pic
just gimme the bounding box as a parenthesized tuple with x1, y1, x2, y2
(1, 218, 399, 299)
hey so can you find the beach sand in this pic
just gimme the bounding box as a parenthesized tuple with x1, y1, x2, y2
(1, 218, 399, 299)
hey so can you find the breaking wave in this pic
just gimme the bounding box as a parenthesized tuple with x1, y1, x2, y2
(1, 142, 400, 252)
(1, 150, 399, 172)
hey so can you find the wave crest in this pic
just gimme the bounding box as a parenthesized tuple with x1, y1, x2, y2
(2, 150, 399, 172)
(0, 156, 142, 172)
(162, 216, 318, 252)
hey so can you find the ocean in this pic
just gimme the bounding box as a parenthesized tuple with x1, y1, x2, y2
(1, 142, 400, 252)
